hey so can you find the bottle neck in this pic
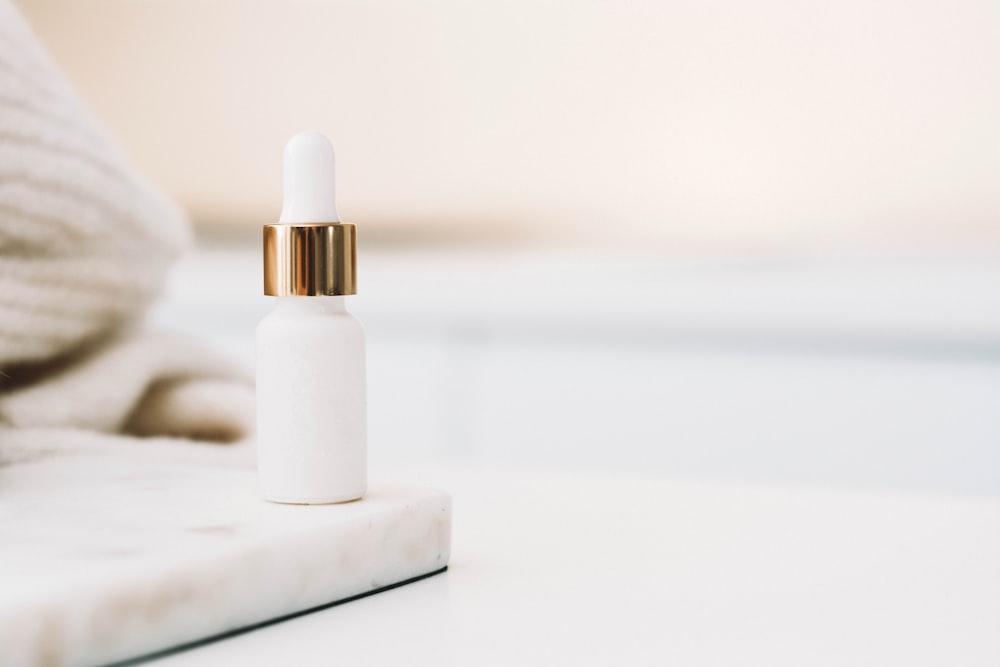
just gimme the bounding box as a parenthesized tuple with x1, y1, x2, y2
(274, 295, 347, 313)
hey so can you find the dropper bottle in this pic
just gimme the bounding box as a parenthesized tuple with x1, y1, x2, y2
(257, 131, 366, 504)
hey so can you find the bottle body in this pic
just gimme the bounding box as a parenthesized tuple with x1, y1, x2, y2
(256, 296, 366, 504)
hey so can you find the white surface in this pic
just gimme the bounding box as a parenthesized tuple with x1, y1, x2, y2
(141, 245, 1000, 662)
(257, 296, 367, 503)
(279, 131, 339, 223)
(148, 465, 1000, 666)
(0, 457, 450, 667)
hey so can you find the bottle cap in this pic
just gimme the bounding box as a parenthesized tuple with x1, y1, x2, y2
(263, 222, 356, 296)
(263, 132, 357, 296)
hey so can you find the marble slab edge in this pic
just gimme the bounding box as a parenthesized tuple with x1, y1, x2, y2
(0, 458, 452, 667)
(108, 566, 449, 666)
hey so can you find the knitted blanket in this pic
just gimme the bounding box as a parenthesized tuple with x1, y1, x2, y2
(0, 1, 254, 466)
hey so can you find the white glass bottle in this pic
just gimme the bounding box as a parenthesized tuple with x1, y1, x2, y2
(256, 132, 366, 504)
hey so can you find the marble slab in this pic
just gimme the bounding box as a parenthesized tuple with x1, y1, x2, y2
(0, 456, 451, 667)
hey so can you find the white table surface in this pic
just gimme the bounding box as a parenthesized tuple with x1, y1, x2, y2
(147, 464, 1000, 667)
(141, 244, 1000, 664)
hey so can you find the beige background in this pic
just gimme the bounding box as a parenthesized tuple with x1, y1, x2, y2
(18, 0, 1000, 251)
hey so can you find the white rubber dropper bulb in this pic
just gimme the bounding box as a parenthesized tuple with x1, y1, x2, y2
(279, 131, 340, 223)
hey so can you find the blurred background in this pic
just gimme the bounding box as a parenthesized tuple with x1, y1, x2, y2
(18, 0, 1000, 496)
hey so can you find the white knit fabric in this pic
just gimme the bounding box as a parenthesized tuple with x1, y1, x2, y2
(0, 0, 254, 463)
